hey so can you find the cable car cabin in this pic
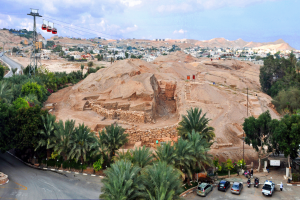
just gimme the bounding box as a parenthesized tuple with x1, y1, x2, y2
(52, 28, 57, 34)
(47, 26, 52, 32)
(41, 24, 46, 30)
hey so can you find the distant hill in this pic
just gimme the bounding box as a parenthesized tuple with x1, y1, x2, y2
(193, 37, 295, 50)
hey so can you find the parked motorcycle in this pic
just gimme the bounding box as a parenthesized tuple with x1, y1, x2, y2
(247, 178, 251, 188)
(254, 178, 259, 188)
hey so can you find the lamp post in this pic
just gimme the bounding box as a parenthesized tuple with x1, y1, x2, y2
(33, 156, 36, 164)
(57, 159, 59, 170)
(81, 163, 83, 173)
(46, 158, 47, 168)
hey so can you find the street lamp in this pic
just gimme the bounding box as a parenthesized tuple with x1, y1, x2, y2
(81, 163, 83, 173)
(57, 159, 59, 170)
(33, 156, 36, 164)
(46, 158, 47, 168)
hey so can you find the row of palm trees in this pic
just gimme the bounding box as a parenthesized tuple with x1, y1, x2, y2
(100, 130, 213, 200)
(36, 114, 128, 164)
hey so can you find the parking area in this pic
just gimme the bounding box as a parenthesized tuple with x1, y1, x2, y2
(184, 183, 300, 200)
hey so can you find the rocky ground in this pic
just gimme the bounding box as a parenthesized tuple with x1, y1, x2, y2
(42, 51, 280, 163)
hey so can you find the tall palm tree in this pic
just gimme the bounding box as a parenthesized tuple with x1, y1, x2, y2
(141, 161, 183, 200)
(154, 142, 176, 165)
(68, 123, 96, 163)
(130, 146, 153, 168)
(51, 119, 76, 160)
(0, 81, 12, 103)
(35, 114, 56, 157)
(174, 138, 195, 179)
(100, 124, 128, 161)
(100, 159, 142, 200)
(90, 131, 107, 161)
(187, 130, 213, 171)
(12, 68, 18, 75)
(177, 107, 215, 141)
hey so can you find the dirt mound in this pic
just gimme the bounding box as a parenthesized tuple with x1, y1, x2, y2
(45, 52, 280, 162)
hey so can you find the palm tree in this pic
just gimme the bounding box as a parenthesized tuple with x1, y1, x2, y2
(90, 131, 107, 160)
(187, 130, 213, 181)
(12, 68, 18, 75)
(99, 124, 128, 162)
(68, 123, 96, 163)
(0, 81, 12, 103)
(130, 146, 153, 168)
(154, 142, 176, 165)
(174, 138, 195, 179)
(177, 107, 215, 141)
(141, 161, 183, 200)
(35, 114, 56, 157)
(187, 130, 213, 171)
(100, 159, 142, 200)
(51, 119, 76, 160)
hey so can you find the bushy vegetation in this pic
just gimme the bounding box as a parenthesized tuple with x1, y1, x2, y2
(243, 111, 300, 168)
(260, 53, 300, 113)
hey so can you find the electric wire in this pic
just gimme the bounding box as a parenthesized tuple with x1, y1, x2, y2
(43, 16, 120, 39)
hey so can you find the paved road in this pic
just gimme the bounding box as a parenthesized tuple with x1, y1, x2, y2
(0, 152, 103, 200)
(1, 52, 23, 78)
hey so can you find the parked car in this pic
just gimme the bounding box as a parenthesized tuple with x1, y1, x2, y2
(218, 180, 230, 191)
(197, 182, 213, 197)
(231, 182, 243, 195)
(262, 180, 275, 196)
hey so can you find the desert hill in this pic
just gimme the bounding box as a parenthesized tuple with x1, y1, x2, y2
(193, 37, 295, 50)
(0, 29, 44, 50)
(45, 51, 280, 162)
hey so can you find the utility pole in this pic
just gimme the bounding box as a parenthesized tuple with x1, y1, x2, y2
(243, 87, 249, 169)
(27, 8, 42, 76)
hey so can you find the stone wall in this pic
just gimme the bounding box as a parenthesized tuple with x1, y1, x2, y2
(89, 101, 146, 123)
(125, 124, 178, 147)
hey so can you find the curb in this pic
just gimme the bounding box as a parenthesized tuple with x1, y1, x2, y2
(6, 151, 105, 179)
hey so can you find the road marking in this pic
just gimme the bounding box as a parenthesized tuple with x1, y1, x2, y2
(91, 174, 96, 176)
(50, 169, 55, 171)
(42, 181, 61, 191)
(58, 170, 63, 172)
(66, 171, 71, 173)
(43, 168, 48, 170)
(75, 172, 79, 174)
(0, 182, 27, 191)
(287, 184, 292, 186)
(83, 173, 87, 175)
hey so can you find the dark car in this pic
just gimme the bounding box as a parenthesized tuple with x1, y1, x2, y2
(231, 182, 243, 195)
(218, 180, 230, 191)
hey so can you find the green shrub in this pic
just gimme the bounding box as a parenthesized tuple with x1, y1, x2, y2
(21, 81, 47, 102)
(0, 65, 4, 79)
(292, 173, 300, 182)
(93, 158, 104, 172)
(13, 97, 29, 109)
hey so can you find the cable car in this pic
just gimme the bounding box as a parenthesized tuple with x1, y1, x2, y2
(47, 22, 52, 32)
(52, 23, 57, 34)
(41, 20, 46, 30)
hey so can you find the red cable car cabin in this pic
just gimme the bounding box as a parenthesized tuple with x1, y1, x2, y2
(52, 27, 57, 34)
(41, 24, 46, 30)
(47, 26, 52, 32)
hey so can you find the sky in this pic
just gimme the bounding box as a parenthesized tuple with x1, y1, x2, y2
(0, 0, 300, 49)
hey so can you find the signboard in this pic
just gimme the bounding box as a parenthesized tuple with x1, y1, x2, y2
(187, 75, 190, 80)
(270, 160, 280, 166)
(192, 75, 195, 80)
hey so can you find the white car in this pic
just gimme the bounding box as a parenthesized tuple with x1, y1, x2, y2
(262, 180, 275, 196)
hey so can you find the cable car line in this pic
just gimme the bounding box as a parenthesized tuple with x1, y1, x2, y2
(43, 16, 121, 39)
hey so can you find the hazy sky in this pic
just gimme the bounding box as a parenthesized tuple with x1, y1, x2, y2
(0, 0, 299, 49)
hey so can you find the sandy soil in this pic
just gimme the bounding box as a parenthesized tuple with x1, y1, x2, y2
(8, 56, 111, 74)
(43, 51, 280, 162)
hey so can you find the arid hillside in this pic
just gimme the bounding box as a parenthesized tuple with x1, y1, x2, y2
(45, 51, 280, 162)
